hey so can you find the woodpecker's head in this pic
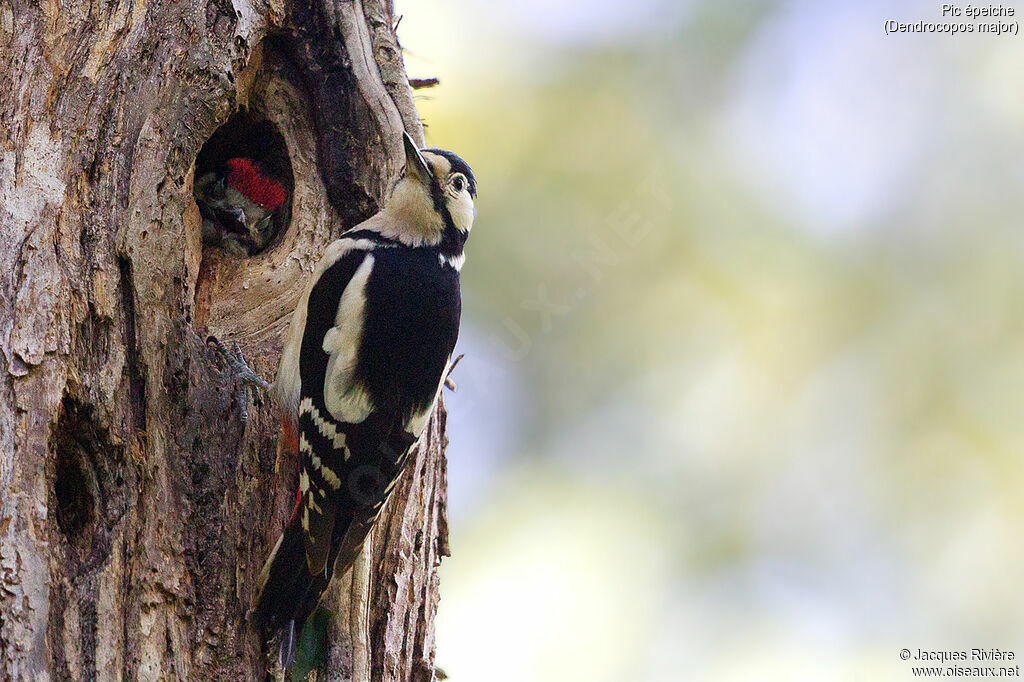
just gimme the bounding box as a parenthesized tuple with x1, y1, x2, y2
(224, 157, 288, 214)
(196, 157, 289, 256)
(384, 132, 476, 249)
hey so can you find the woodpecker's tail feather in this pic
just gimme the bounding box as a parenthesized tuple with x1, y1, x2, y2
(254, 512, 337, 671)
(280, 619, 298, 672)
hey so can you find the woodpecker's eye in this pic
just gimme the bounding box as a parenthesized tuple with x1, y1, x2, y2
(451, 174, 466, 193)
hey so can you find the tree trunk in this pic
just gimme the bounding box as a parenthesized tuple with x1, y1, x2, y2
(0, 0, 449, 680)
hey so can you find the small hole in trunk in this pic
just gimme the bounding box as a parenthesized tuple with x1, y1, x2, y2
(52, 399, 99, 551)
(54, 443, 94, 544)
(51, 397, 131, 573)
(194, 112, 294, 258)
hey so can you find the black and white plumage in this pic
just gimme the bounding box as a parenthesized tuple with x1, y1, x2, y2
(254, 132, 476, 668)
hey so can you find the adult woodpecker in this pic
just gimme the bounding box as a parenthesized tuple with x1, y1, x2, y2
(194, 157, 289, 256)
(250, 132, 476, 668)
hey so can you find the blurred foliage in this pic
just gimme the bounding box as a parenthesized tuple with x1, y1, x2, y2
(397, 0, 1024, 680)
(290, 607, 331, 682)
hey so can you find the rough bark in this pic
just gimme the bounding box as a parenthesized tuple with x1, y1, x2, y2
(0, 0, 449, 680)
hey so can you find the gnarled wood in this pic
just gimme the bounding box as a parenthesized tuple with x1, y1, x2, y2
(0, 0, 447, 679)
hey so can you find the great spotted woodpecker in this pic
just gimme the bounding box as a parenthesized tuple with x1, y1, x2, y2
(252, 132, 476, 668)
(195, 157, 289, 256)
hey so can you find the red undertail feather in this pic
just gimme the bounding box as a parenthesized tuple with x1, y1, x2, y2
(280, 416, 299, 455)
(279, 417, 303, 513)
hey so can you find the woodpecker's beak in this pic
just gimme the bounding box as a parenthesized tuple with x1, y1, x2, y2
(403, 131, 433, 185)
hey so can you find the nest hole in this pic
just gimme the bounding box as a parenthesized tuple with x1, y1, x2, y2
(193, 111, 294, 258)
(51, 398, 129, 573)
(52, 399, 101, 550)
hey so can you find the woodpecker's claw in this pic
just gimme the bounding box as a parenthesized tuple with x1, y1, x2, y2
(208, 336, 270, 423)
(209, 336, 270, 389)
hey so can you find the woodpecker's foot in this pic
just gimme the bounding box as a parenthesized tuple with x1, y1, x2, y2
(443, 354, 465, 392)
(208, 336, 270, 424)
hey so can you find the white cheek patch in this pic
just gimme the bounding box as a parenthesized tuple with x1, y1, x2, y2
(324, 255, 376, 423)
(447, 194, 475, 234)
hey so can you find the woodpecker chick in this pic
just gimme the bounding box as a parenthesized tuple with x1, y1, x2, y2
(195, 157, 288, 257)
(253, 132, 476, 670)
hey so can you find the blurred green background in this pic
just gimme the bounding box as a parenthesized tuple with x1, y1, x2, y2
(395, 0, 1024, 679)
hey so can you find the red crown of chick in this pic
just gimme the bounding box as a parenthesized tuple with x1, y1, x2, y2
(226, 158, 287, 211)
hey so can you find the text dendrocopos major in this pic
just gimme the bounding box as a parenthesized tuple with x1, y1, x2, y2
(251, 132, 476, 668)
(194, 157, 289, 256)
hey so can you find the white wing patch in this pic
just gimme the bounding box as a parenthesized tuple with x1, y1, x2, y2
(275, 237, 378, 416)
(323, 255, 376, 424)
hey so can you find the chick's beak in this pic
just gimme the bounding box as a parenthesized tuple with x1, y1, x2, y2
(403, 131, 433, 185)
